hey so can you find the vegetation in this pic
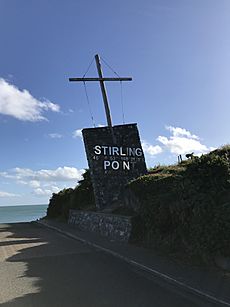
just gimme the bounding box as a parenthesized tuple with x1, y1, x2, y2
(46, 145, 230, 262)
(46, 169, 95, 220)
(129, 145, 230, 261)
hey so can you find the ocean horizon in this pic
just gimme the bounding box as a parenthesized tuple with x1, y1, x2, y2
(0, 204, 48, 224)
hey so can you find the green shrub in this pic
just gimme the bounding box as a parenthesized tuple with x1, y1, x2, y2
(47, 188, 73, 219)
(129, 150, 230, 259)
(46, 169, 96, 220)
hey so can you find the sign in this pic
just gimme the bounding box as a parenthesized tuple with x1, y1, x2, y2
(82, 124, 147, 210)
(93, 145, 144, 171)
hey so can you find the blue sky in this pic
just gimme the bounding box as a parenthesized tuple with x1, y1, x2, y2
(0, 0, 230, 206)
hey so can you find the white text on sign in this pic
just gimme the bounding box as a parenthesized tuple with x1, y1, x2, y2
(93, 145, 143, 171)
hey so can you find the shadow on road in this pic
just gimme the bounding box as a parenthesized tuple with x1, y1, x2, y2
(0, 222, 94, 307)
(0, 222, 216, 307)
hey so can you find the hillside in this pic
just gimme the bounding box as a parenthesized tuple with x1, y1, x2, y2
(46, 170, 96, 220)
(46, 145, 230, 261)
(128, 145, 230, 261)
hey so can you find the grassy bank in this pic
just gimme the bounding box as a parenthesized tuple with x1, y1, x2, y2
(46, 145, 230, 262)
(46, 170, 96, 220)
(129, 145, 230, 262)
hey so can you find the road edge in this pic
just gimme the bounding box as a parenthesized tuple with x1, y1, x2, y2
(36, 220, 230, 307)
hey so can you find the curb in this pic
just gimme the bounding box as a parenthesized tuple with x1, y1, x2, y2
(36, 221, 230, 307)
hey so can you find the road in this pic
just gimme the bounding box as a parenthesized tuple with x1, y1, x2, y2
(0, 223, 219, 307)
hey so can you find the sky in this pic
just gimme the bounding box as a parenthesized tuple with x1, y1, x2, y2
(0, 0, 230, 206)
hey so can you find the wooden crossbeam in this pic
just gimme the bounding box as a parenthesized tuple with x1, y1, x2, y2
(69, 54, 132, 130)
(69, 77, 132, 82)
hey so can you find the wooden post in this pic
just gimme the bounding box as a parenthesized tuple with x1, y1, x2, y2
(95, 54, 113, 128)
(69, 54, 132, 136)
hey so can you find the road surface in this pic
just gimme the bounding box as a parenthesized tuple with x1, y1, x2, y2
(0, 223, 219, 306)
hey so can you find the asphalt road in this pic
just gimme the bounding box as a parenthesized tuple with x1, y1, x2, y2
(0, 223, 220, 307)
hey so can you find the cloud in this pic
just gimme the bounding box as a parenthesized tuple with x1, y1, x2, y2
(48, 133, 63, 139)
(34, 186, 60, 196)
(1, 166, 84, 182)
(0, 78, 60, 121)
(165, 126, 199, 140)
(72, 124, 107, 140)
(142, 141, 163, 156)
(0, 166, 84, 199)
(73, 129, 83, 139)
(0, 191, 17, 197)
(29, 180, 41, 188)
(157, 126, 215, 155)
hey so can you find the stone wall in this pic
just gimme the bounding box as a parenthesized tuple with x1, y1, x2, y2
(82, 123, 147, 210)
(68, 210, 132, 242)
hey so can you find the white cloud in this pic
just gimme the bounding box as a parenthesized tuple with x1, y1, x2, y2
(73, 125, 105, 140)
(4, 166, 84, 182)
(0, 78, 60, 121)
(29, 180, 41, 188)
(0, 191, 17, 197)
(157, 126, 214, 155)
(142, 141, 163, 156)
(73, 129, 83, 139)
(166, 126, 199, 140)
(48, 133, 63, 139)
(34, 186, 60, 196)
(0, 166, 84, 200)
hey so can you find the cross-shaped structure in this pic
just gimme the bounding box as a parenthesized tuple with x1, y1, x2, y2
(69, 54, 132, 129)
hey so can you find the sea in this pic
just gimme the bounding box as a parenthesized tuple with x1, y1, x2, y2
(0, 204, 48, 224)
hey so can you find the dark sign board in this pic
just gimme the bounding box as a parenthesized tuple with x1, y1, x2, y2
(82, 123, 147, 210)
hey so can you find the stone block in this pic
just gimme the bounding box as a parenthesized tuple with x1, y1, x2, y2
(82, 123, 147, 210)
(68, 210, 132, 242)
